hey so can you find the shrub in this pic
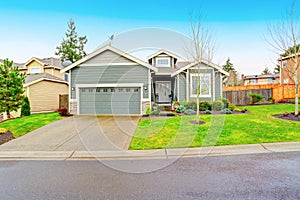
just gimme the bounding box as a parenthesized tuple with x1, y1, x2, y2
(220, 108, 232, 114)
(199, 101, 212, 111)
(184, 109, 196, 115)
(267, 97, 275, 103)
(21, 96, 31, 116)
(228, 103, 236, 111)
(185, 100, 197, 111)
(58, 108, 68, 116)
(0, 128, 8, 134)
(248, 93, 264, 104)
(176, 105, 186, 113)
(205, 110, 212, 114)
(220, 98, 230, 108)
(145, 106, 151, 115)
(150, 110, 161, 116)
(181, 99, 187, 107)
(212, 100, 224, 111)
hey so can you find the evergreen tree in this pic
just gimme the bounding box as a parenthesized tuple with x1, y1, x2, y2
(0, 59, 25, 118)
(273, 65, 280, 74)
(55, 19, 88, 63)
(261, 67, 271, 75)
(21, 96, 31, 116)
(222, 58, 235, 72)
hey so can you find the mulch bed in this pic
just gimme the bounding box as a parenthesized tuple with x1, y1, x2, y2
(274, 113, 300, 122)
(189, 120, 206, 125)
(0, 131, 14, 145)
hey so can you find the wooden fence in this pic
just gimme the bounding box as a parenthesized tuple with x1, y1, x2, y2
(223, 84, 299, 105)
(59, 94, 69, 110)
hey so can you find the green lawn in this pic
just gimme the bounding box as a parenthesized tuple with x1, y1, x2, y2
(129, 104, 300, 150)
(0, 112, 63, 138)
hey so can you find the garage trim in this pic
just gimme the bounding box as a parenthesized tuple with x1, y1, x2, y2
(76, 83, 143, 115)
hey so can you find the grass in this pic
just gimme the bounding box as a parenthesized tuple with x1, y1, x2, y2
(129, 104, 300, 150)
(0, 112, 63, 138)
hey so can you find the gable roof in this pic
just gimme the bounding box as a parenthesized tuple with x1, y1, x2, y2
(24, 73, 68, 87)
(147, 49, 180, 60)
(24, 57, 63, 69)
(171, 59, 229, 77)
(61, 45, 158, 73)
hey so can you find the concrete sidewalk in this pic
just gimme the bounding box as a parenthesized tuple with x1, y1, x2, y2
(0, 142, 299, 160)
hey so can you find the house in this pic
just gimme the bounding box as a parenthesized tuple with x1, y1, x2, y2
(1, 57, 68, 114)
(242, 74, 280, 86)
(278, 53, 300, 84)
(61, 45, 228, 115)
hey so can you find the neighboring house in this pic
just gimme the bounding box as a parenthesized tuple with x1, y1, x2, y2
(1, 57, 68, 114)
(61, 45, 228, 115)
(278, 54, 300, 84)
(242, 74, 280, 86)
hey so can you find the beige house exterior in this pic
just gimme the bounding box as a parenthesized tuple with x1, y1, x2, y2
(0, 57, 68, 119)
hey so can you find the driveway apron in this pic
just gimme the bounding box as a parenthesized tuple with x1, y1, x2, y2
(0, 116, 140, 151)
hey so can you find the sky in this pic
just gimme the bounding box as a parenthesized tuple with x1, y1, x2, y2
(0, 0, 298, 75)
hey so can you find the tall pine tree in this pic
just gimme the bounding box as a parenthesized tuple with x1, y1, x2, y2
(222, 58, 235, 72)
(0, 59, 25, 118)
(55, 19, 88, 63)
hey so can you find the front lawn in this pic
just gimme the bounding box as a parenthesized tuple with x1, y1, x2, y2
(0, 112, 63, 138)
(129, 104, 300, 150)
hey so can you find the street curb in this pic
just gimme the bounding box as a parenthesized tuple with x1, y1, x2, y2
(0, 142, 299, 160)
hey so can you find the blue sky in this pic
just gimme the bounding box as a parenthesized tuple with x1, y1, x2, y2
(0, 0, 298, 74)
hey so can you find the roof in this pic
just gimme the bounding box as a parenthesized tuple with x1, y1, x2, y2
(0, 59, 25, 69)
(147, 49, 180, 60)
(61, 45, 158, 73)
(278, 52, 300, 61)
(243, 74, 280, 79)
(24, 57, 63, 69)
(24, 73, 68, 87)
(171, 59, 229, 77)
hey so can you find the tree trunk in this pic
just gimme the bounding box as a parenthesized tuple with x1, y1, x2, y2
(6, 110, 11, 119)
(295, 84, 299, 117)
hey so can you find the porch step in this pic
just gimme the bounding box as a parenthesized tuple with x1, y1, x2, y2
(157, 104, 172, 111)
(159, 111, 176, 117)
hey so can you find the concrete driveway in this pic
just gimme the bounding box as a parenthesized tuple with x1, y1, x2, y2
(0, 116, 141, 151)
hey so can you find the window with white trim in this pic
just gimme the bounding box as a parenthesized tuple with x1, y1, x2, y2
(155, 57, 171, 67)
(190, 73, 211, 97)
(30, 67, 41, 74)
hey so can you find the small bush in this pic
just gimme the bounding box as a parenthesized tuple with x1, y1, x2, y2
(145, 106, 151, 115)
(267, 97, 275, 103)
(248, 93, 264, 104)
(151, 110, 161, 116)
(21, 96, 31, 116)
(185, 100, 197, 111)
(199, 101, 212, 111)
(220, 98, 230, 108)
(181, 99, 187, 107)
(205, 110, 212, 114)
(241, 108, 248, 113)
(228, 103, 236, 111)
(212, 100, 224, 111)
(58, 108, 68, 116)
(176, 105, 186, 113)
(220, 108, 232, 114)
(184, 109, 196, 115)
(0, 128, 8, 134)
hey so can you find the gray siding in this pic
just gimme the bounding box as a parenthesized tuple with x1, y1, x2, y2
(215, 72, 222, 100)
(178, 74, 186, 102)
(84, 50, 134, 65)
(71, 65, 149, 99)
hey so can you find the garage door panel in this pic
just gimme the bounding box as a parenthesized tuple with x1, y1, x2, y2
(79, 87, 141, 115)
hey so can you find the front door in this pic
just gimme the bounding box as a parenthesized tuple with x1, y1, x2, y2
(156, 81, 171, 102)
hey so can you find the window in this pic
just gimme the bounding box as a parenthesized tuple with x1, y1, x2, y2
(190, 74, 211, 97)
(284, 78, 289, 84)
(267, 78, 275, 83)
(30, 67, 41, 74)
(64, 73, 69, 81)
(126, 88, 131, 92)
(134, 88, 139, 92)
(249, 79, 257, 83)
(282, 60, 287, 68)
(155, 57, 171, 67)
(111, 88, 115, 92)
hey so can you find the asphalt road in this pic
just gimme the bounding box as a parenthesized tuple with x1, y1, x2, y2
(0, 152, 300, 200)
